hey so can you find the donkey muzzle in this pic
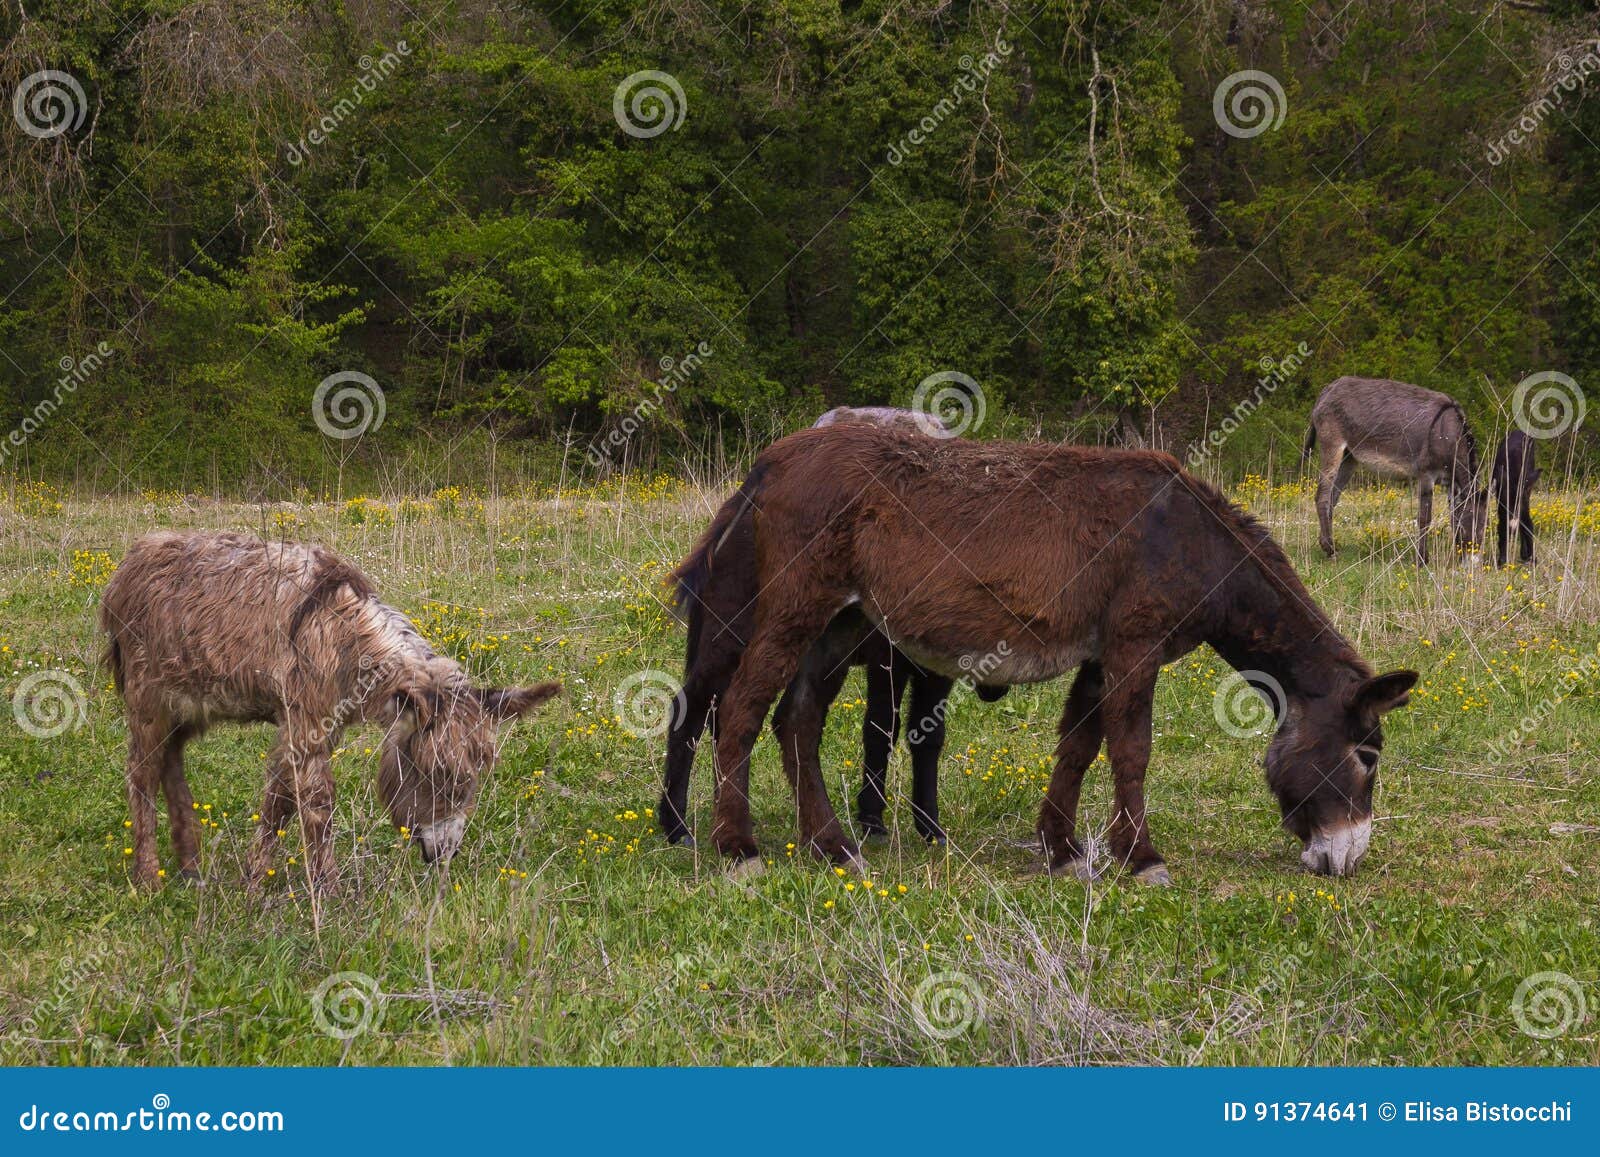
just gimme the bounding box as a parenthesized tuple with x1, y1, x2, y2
(413, 816, 468, 864)
(1300, 818, 1371, 877)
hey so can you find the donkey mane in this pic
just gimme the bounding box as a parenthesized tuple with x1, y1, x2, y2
(288, 552, 377, 642)
(1437, 402, 1480, 476)
(1167, 463, 1370, 676)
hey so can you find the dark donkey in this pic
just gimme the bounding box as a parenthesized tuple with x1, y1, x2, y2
(660, 407, 1004, 852)
(1303, 376, 1488, 563)
(705, 424, 1418, 880)
(1491, 430, 1539, 567)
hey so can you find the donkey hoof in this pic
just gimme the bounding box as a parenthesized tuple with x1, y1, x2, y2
(178, 868, 206, 887)
(712, 831, 760, 861)
(665, 831, 695, 849)
(1049, 857, 1099, 882)
(1133, 863, 1172, 887)
(726, 856, 766, 881)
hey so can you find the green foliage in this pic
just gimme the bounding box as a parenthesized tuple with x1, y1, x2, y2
(0, 2, 1596, 485)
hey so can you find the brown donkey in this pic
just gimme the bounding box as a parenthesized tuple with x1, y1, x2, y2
(101, 531, 559, 890)
(704, 425, 1417, 880)
(1303, 376, 1488, 563)
(662, 406, 1005, 852)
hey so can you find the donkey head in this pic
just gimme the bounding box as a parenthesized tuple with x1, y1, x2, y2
(1448, 425, 1488, 548)
(1264, 669, 1417, 876)
(1451, 485, 1489, 550)
(378, 679, 561, 863)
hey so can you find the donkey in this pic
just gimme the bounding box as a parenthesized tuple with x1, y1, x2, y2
(101, 531, 560, 890)
(814, 405, 947, 436)
(1303, 376, 1488, 563)
(701, 424, 1417, 880)
(1491, 430, 1539, 567)
(661, 406, 1004, 851)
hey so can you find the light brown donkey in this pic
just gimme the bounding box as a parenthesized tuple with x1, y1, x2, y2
(100, 531, 559, 890)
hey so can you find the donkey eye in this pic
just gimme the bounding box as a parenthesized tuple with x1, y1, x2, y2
(1356, 748, 1380, 774)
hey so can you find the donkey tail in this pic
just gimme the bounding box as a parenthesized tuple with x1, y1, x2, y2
(1300, 423, 1317, 466)
(667, 462, 768, 622)
(102, 637, 125, 697)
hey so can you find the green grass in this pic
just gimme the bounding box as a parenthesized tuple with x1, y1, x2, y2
(1, 474, 1596, 1066)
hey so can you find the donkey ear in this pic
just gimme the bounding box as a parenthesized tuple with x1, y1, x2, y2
(1349, 670, 1418, 716)
(479, 681, 562, 722)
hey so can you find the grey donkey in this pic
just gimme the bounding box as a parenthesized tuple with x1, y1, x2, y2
(1302, 376, 1488, 563)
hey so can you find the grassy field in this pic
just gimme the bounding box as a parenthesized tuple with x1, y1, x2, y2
(1, 471, 1596, 1066)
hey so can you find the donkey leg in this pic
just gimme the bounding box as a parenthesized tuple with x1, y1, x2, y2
(712, 603, 840, 863)
(774, 657, 858, 865)
(659, 673, 716, 847)
(1097, 656, 1166, 883)
(661, 598, 746, 846)
(1315, 443, 1348, 557)
(1038, 662, 1104, 876)
(1496, 495, 1510, 568)
(905, 673, 953, 843)
(1518, 496, 1535, 564)
(124, 713, 166, 887)
(279, 723, 340, 892)
(246, 741, 297, 890)
(857, 654, 908, 836)
(157, 724, 202, 882)
(1415, 478, 1434, 566)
